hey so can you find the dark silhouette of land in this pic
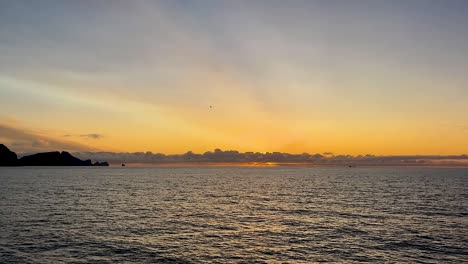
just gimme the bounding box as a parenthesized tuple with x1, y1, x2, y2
(0, 144, 17, 166)
(0, 144, 108, 166)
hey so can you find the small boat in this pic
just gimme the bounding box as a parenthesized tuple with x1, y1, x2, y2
(121, 163, 126, 167)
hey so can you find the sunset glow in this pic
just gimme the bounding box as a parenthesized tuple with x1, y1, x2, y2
(1, 1, 467, 155)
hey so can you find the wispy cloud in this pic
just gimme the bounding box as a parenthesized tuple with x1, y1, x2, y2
(80, 133, 103, 139)
(63, 133, 103, 139)
(0, 123, 95, 154)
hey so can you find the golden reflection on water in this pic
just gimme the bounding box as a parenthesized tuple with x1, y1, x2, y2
(0, 167, 466, 263)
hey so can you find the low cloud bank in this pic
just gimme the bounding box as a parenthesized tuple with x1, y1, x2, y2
(72, 149, 468, 166)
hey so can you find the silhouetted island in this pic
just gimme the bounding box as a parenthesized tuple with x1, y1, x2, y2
(0, 144, 18, 166)
(0, 144, 108, 167)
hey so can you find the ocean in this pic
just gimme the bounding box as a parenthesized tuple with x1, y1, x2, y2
(0, 167, 467, 263)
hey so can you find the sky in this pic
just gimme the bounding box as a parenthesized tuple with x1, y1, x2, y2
(1, 0, 467, 155)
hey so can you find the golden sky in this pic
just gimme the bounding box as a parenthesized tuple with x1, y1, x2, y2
(0, 1, 467, 155)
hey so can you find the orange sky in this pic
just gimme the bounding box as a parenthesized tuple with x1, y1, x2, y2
(0, 1, 467, 155)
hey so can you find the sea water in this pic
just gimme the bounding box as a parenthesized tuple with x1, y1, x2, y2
(0, 167, 467, 263)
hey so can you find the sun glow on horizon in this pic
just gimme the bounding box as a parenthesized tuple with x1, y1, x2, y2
(0, 1, 467, 155)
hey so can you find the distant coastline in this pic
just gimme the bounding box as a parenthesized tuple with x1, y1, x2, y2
(0, 144, 108, 167)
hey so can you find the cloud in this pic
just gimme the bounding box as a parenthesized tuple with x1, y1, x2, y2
(1, 122, 466, 166)
(1, 122, 466, 167)
(71, 149, 468, 167)
(458, 124, 468, 133)
(80, 133, 103, 139)
(62, 133, 103, 139)
(0, 123, 95, 154)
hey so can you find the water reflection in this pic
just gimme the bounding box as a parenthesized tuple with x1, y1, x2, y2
(0, 167, 466, 263)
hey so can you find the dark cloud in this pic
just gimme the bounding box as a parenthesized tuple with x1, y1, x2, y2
(72, 149, 468, 167)
(0, 123, 95, 154)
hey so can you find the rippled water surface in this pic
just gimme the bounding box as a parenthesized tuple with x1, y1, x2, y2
(0, 167, 467, 263)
